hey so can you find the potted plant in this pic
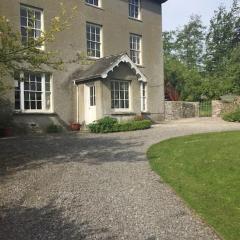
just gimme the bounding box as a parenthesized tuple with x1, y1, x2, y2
(69, 121, 81, 131)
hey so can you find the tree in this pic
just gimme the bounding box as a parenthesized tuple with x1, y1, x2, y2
(205, 0, 240, 74)
(175, 15, 206, 70)
(0, 3, 84, 94)
(163, 16, 206, 101)
(163, 31, 177, 58)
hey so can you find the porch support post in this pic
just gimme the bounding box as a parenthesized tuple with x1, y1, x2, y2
(76, 84, 79, 123)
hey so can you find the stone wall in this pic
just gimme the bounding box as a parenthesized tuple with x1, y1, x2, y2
(165, 101, 199, 120)
(212, 97, 240, 117)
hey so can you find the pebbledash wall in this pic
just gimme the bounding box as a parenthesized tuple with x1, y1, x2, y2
(0, 0, 166, 128)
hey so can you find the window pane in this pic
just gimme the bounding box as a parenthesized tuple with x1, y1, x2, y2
(45, 93, 51, 110)
(45, 83, 50, 92)
(35, 11, 41, 20)
(37, 101, 42, 110)
(36, 92, 42, 101)
(21, 17, 27, 27)
(20, 8, 27, 17)
(30, 92, 35, 100)
(37, 82, 42, 91)
(31, 101, 36, 109)
(21, 27, 27, 37)
(24, 92, 29, 100)
(24, 101, 30, 109)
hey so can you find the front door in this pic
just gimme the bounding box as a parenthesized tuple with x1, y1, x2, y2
(84, 83, 96, 124)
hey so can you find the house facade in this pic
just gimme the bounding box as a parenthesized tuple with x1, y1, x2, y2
(0, 0, 167, 128)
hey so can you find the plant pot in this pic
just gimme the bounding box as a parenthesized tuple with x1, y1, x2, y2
(70, 123, 81, 131)
(0, 127, 13, 138)
(4, 127, 13, 137)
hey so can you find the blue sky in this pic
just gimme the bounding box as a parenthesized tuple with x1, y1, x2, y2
(162, 0, 234, 31)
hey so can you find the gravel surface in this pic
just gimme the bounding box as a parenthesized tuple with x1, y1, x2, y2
(0, 117, 240, 240)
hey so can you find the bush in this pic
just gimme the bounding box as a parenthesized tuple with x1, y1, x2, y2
(88, 117, 117, 133)
(88, 117, 152, 133)
(0, 98, 13, 128)
(46, 124, 63, 133)
(222, 108, 240, 122)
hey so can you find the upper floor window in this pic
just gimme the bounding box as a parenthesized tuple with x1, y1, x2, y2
(111, 80, 129, 109)
(129, 0, 141, 20)
(15, 72, 52, 112)
(86, 23, 102, 58)
(130, 34, 142, 65)
(86, 0, 100, 7)
(20, 5, 43, 47)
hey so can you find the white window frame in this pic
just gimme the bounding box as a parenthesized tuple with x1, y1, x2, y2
(129, 0, 141, 20)
(130, 33, 142, 65)
(85, 0, 101, 8)
(86, 22, 102, 59)
(141, 82, 147, 112)
(20, 4, 44, 50)
(111, 80, 131, 111)
(89, 84, 96, 106)
(14, 72, 53, 113)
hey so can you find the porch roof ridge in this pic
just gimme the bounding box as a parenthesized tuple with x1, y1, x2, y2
(72, 53, 147, 84)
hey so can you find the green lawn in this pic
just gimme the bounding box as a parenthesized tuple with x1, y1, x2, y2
(147, 131, 240, 240)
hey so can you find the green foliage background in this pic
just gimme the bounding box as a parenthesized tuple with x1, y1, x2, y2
(164, 0, 240, 101)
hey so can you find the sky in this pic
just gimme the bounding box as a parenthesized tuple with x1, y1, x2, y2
(162, 0, 234, 31)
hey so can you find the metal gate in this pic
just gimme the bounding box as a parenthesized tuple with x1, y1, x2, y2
(199, 101, 212, 117)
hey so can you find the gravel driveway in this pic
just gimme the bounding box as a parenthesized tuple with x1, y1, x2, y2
(1, 118, 240, 240)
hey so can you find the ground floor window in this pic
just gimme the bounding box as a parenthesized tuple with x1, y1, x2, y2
(141, 82, 147, 112)
(14, 72, 52, 112)
(111, 80, 129, 109)
(89, 85, 96, 106)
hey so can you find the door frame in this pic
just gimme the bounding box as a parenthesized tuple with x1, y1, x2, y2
(84, 83, 96, 124)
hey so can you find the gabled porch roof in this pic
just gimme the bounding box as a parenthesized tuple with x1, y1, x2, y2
(72, 53, 147, 84)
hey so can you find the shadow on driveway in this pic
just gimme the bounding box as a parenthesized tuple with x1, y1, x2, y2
(0, 202, 116, 240)
(0, 133, 145, 177)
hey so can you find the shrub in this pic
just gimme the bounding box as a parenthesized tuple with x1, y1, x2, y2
(222, 108, 240, 122)
(88, 117, 151, 133)
(0, 98, 13, 128)
(46, 124, 63, 133)
(88, 117, 117, 133)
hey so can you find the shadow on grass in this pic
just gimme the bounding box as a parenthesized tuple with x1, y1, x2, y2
(0, 202, 116, 240)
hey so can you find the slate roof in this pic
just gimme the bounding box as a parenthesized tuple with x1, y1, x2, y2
(72, 53, 147, 83)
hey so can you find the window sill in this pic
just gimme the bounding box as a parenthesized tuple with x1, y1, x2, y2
(128, 17, 142, 23)
(141, 111, 150, 114)
(87, 56, 101, 61)
(111, 112, 136, 116)
(85, 3, 104, 10)
(14, 111, 55, 115)
(136, 64, 145, 68)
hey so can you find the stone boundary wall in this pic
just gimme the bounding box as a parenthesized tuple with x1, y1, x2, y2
(165, 101, 199, 120)
(212, 97, 240, 117)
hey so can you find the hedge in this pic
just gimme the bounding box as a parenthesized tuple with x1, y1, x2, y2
(88, 117, 152, 133)
(222, 108, 240, 122)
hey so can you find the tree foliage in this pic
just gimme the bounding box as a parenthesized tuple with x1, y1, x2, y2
(0, 3, 85, 94)
(164, 0, 240, 101)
